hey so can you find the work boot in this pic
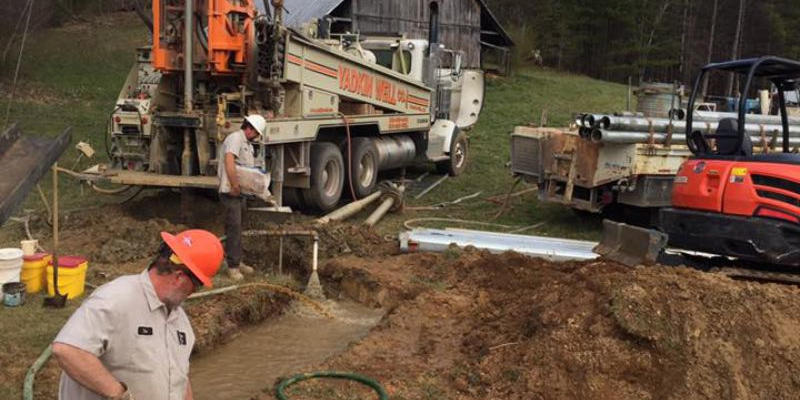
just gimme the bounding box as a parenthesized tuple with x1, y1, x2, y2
(238, 263, 255, 275)
(227, 268, 244, 281)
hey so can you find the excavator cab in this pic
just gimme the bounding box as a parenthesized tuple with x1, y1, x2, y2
(660, 56, 800, 266)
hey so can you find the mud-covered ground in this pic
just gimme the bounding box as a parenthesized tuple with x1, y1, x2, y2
(276, 251, 800, 400)
(5, 192, 800, 400)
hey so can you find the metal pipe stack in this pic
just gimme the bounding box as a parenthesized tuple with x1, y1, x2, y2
(573, 111, 800, 147)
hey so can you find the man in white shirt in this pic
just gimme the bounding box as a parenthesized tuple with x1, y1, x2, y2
(218, 114, 267, 280)
(52, 229, 224, 400)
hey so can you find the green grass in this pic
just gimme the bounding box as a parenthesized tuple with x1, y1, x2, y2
(1, 13, 146, 216)
(0, 13, 627, 399)
(0, 293, 80, 400)
(380, 69, 628, 240)
(1, 12, 628, 240)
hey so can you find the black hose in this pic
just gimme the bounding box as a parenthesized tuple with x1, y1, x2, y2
(105, 105, 122, 160)
(133, 0, 153, 32)
(275, 371, 388, 400)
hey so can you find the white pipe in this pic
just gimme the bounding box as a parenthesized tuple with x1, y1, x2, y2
(365, 186, 405, 227)
(591, 129, 800, 146)
(364, 197, 395, 226)
(315, 190, 383, 224)
(312, 236, 318, 273)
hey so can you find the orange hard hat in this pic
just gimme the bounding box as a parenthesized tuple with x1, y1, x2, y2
(161, 229, 223, 287)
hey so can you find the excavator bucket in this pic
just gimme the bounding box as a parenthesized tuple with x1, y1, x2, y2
(594, 219, 668, 266)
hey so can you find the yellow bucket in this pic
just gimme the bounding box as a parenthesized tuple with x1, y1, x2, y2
(47, 256, 88, 299)
(21, 253, 51, 294)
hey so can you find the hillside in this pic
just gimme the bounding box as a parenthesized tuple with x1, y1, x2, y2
(0, 12, 627, 239)
(4, 12, 800, 400)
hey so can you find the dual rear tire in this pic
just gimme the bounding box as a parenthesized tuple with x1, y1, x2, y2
(290, 132, 467, 212)
(297, 138, 379, 212)
(301, 142, 345, 212)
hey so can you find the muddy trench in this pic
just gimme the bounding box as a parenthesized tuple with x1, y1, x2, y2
(11, 193, 800, 400)
(183, 218, 399, 400)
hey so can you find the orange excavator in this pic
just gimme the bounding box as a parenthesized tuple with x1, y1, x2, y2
(597, 57, 800, 269)
(659, 56, 800, 267)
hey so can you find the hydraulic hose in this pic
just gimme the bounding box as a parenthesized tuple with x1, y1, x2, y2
(54, 166, 133, 195)
(275, 371, 388, 400)
(337, 113, 359, 201)
(23, 345, 52, 400)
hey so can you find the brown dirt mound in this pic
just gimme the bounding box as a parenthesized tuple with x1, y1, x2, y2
(275, 250, 800, 400)
(243, 221, 397, 274)
(21, 190, 226, 267)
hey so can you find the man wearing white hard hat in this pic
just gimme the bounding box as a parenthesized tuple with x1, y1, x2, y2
(217, 114, 266, 281)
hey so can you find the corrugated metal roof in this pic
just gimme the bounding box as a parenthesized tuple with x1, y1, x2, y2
(257, 0, 344, 27)
(255, 0, 512, 46)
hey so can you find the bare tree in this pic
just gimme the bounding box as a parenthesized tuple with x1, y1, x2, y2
(700, 0, 718, 98)
(638, 0, 672, 82)
(679, 0, 689, 77)
(726, 0, 746, 97)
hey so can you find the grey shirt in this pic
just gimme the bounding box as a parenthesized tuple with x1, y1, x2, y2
(54, 270, 195, 400)
(217, 129, 255, 193)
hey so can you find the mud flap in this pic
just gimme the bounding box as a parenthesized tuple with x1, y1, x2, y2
(593, 219, 668, 266)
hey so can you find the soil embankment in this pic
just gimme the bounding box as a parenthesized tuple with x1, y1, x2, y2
(6, 192, 800, 400)
(274, 250, 800, 400)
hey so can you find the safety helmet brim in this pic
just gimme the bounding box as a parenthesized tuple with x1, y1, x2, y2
(244, 115, 266, 138)
(161, 231, 215, 287)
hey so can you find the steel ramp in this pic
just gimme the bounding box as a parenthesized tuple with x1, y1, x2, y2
(0, 124, 71, 225)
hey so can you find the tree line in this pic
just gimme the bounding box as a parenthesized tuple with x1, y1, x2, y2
(487, 0, 800, 92)
(5, 0, 800, 93)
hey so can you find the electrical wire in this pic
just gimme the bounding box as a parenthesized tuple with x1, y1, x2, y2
(491, 176, 522, 221)
(3, 0, 34, 129)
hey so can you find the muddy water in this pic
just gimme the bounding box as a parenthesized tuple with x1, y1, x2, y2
(190, 300, 385, 400)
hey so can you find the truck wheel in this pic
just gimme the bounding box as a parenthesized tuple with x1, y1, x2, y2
(302, 142, 344, 212)
(348, 137, 379, 199)
(436, 130, 468, 176)
(282, 187, 306, 209)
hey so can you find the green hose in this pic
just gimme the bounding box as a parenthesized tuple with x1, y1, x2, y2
(23, 345, 52, 400)
(275, 371, 388, 400)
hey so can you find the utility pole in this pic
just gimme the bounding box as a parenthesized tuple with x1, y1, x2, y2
(700, 0, 718, 98)
(726, 0, 746, 97)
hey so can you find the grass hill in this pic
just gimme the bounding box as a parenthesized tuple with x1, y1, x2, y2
(0, 12, 629, 400)
(0, 12, 628, 238)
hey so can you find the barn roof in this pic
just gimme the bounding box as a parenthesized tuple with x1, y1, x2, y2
(259, 0, 513, 47)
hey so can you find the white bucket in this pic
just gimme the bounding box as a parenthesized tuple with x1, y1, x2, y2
(20, 240, 38, 256)
(0, 248, 24, 294)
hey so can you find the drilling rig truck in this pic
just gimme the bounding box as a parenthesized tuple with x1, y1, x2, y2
(100, 0, 484, 211)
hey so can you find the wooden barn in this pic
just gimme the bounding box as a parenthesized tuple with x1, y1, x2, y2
(265, 0, 514, 74)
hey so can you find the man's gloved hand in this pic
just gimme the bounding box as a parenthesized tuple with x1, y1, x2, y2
(107, 382, 134, 400)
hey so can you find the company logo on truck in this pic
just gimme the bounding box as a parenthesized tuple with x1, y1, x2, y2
(338, 66, 429, 111)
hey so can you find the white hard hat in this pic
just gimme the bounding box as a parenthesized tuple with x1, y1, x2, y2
(244, 114, 267, 137)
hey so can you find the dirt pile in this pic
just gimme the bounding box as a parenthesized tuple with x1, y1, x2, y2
(278, 250, 800, 400)
(29, 191, 225, 265)
(243, 221, 397, 274)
